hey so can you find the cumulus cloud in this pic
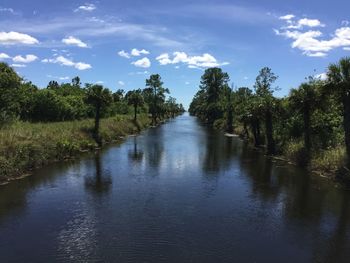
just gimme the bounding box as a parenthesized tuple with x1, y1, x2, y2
(156, 51, 229, 68)
(275, 15, 350, 57)
(74, 3, 96, 12)
(131, 57, 151, 68)
(62, 36, 88, 48)
(118, 81, 125, 86)
(42, 56, 91, 70)
(118, 50, 130, 58)
(0, 31, 39, 45)
(131, 48, 150, 56)
(12, 54, 38, 63)
(0, 52, 10, 59)
(280, 16, 325, 30)
(118, 48, 150, 58)
(298, 18, 324, 28)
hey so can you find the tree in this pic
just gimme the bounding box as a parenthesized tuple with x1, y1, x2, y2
(86, 84, 112, 145)
(199, 67, 230, 125)
(144, 74, 169, 125)
(0, 63, 21, 124)
(327, 57, 350, 167)
(165, 96, 178, 118)
(126, 89, 144, 121)
(289, 78, 319, 155)
(234, 87, 253, 142)
(255, 67, 278, 154)
(222, 84, 234, 133)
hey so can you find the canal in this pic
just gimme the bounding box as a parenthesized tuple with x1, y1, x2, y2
(1, 114, 350, 262)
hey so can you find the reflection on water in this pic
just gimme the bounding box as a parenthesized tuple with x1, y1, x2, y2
(0, 114, 350, 262)
(85, 153, 112, 195)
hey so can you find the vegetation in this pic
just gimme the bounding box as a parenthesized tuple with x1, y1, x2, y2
(189, 57, 350, 181)
(0, 63, 185, 182)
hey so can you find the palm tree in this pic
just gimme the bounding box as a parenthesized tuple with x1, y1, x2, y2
(327, 57, 350, 167)
(289, 79, 319, 155)
(126, 89, 144, 121)
(254, 67, 278, 154)
(86, 84, 112, 145)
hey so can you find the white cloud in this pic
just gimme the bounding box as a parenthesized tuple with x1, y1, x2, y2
(118, 50, 130, 58)
(119, 49, 150, 58)
(275, 15, 350, 57)
(0, 52, 10, 59)
(131, 48, 150, 56)
(279, 14, 295, 20)
(74, 3, 96, 12)
(0, 7, 15, 14)
(12, 54, 38, 63)
(0, 31, 39, 45)
(62, 36, 88, 48)
(279, 14, 325, 30)
(306, 51, 327, 57)
(344, 47, 350, 51)
(95, 80, 104, 84)
(75, 62, 91, 70)
(131, 57, 151, 68)
(185, 81, 190, 85)
(11, 63, 26, 68)
(156, 51, 229, 68)
(118, 81, 125, 86)
(298, 18, 324, 28)
(156, 53, 172, 65)
(42, 55, 91, 70)
(315, 72, 328, 80)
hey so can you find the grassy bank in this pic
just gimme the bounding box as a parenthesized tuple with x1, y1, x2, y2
(0, 114, 150, 184)
(232, 123, 349, 183)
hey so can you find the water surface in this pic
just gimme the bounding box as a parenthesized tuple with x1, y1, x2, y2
(1, 114, 350, 262)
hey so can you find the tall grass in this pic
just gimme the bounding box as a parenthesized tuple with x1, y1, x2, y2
(0, 114, 149, 182)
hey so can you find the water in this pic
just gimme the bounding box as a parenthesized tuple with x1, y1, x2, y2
(1, 114, 350, 262)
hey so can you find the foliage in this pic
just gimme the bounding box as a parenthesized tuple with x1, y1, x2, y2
(189, 57, 350, 175)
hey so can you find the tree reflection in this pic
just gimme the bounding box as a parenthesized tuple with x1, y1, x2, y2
(85, 153, 112, 194)
(144, 127, 164, 169)
(128, 136, 144, 163)
(202, 129, 241, 174)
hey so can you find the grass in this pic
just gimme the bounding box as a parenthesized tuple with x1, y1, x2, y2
(310, 146, 346, 175)
(0, 114, 150, 183)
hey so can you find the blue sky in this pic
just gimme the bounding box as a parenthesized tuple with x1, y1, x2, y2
(1, 0, 350, 108)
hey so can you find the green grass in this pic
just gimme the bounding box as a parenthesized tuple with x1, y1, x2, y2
(310, 146, 346, 175)
(0, 114, 150, 182)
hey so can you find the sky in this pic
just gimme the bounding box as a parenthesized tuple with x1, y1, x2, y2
(1, 0, 350, 108)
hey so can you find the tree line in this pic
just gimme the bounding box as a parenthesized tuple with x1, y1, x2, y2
(0, 63, 185, 143)
(189, 57, 350, 172)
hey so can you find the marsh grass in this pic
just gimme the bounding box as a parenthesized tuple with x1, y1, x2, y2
(0, 114, 149, 182)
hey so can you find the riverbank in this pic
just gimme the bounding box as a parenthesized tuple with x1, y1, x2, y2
(0, 114, 151, 184)
(233, 125, 349, 185)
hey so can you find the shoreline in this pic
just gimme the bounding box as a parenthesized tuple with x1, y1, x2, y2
(231, 132, 350, 187)
(0, 114, 174, 186)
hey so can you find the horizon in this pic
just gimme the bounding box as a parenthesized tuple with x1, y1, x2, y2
(1, 0, 350, 108)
